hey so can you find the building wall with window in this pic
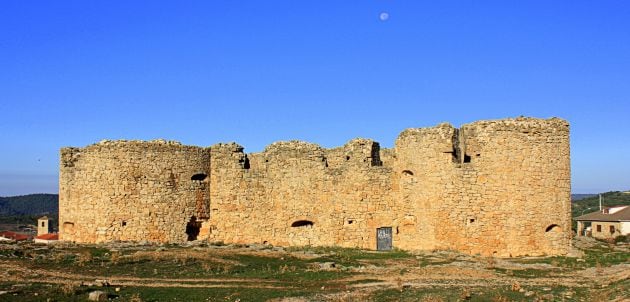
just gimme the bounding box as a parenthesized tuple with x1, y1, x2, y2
(591, 221, 624, 239)
(59, 117, 571, 257)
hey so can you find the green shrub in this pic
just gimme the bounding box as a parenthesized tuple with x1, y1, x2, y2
(614, 235, 628, 244)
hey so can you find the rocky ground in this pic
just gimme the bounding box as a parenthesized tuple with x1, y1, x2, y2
(0, 236, 628, 301)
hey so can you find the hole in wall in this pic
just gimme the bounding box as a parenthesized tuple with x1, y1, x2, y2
(345, 156, 350, 161)
(469, 218, 475, 224)
(186, 216, 202, 241)
(463, 154, 471, 163)
(545, 224, 561, 232)
(476, 153, 481, 157)
(402, 170, 414, 176)
(191, 173, 207, 181)
(121, 221, 127, 227)
(242, 157, 250, 169)
(291, 220, 314, 227)
(63, 222, 75, 233)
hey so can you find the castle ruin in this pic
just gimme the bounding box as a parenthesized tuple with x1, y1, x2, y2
(59, 117, 571, 257)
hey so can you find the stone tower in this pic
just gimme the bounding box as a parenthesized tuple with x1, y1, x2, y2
(37, 216, 51, 236)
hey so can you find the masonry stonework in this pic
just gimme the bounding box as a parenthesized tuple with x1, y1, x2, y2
(59, 117, 571, 257)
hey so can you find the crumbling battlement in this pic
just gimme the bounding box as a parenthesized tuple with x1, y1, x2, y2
(59, 117, 571, 257)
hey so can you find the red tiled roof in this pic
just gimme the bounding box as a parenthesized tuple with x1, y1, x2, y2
(0, 231, 29, 241)
(575, 206, 630, 222)
(35, 233, 58, 240)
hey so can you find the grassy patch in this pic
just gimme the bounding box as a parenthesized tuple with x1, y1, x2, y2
(493, 267, 553, 278)
(514, 244, 629, 269)
(0, 282, 309, 302)
(105, 286, 309, 302)
(369, 285, 587, 302)
(288, 245, 413, 267)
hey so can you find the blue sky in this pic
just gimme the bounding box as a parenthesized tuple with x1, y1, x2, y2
(1, 1, 629, 195)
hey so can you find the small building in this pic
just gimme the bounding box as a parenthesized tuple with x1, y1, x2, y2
(0, 231, 29, 242)
(38, 216, 51, 236)
(34, 233, 59, 244)
(575, 206, 630, 239)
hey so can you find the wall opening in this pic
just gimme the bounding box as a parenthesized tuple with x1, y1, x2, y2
(186, 216, 202, 241)
(447, 128, 472, 164)
(121, 221, 127, 227)
(291, 220, 314, 228)
(191, 173, 207, 181)
(545, 224, 561, 232)
(63, 222, 75, 233)
(450, 128, 461, 163)
(240, 156, 250, 169)
(370, 142, 383, 166)
(402, 170, 414, 176)
(345, 156, 350, 161)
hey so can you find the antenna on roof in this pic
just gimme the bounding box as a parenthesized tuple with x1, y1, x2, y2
(599, 193, 602, 211)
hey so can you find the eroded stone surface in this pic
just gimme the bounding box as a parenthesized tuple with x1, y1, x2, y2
(59, 117, 571, 257)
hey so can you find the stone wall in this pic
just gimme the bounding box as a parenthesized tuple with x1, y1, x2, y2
(59, 140, 211, 243)
(590, 222, 623, 239)
(59, 117, 571, 256)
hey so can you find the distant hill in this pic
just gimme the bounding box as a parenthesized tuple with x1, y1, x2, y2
(571, 194, 597, 201)
(572, 191, 630, 219)
(0, 194, 58, 216)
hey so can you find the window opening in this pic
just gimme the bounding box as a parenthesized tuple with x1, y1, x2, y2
(291, 220, 314, 227)
(240, 157, 250, 169)
(402, 170, 414, 176)
(596, 225, 601, 232)
(545, 224, 561, 233)
(191, 173, 207, 181)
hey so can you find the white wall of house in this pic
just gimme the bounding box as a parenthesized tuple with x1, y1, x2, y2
(620, 221, 630, 235)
